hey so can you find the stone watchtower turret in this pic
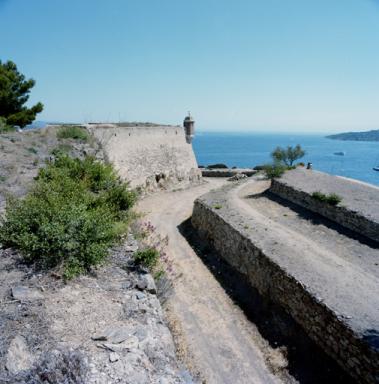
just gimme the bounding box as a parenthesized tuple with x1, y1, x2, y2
(183, 112, 195, 144)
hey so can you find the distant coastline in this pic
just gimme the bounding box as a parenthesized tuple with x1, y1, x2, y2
(326, 129, 379, 142)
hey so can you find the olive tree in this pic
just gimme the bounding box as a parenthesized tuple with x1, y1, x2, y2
(271, 144, 305, 166)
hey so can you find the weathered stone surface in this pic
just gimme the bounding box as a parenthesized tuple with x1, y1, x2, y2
(5, 336, 34, 374)
(11, 286, 44, 301)
(228, 173, 248, 181)
(109, 352, 119, 363)
(88, 124, 202, 191)
(137, 274, 157, 294)
(92, 326, 133, 344)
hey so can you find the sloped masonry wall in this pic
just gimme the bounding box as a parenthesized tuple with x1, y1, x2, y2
(88, 124, 201, 191)
(270, 170, 379, 243)
(191, 198, 379, 384)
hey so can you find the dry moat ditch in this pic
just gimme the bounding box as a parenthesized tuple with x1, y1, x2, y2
(178, 218, 356, 384)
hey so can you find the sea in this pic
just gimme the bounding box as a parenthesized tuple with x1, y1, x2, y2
(192, 132, 379, 187)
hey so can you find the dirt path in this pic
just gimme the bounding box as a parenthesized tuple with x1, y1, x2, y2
(138, 179, 288, 384)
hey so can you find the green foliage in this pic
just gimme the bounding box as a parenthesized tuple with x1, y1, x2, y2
(0, 155, 136, 278)
(327, 193, 342, 206)
(0, 116, 15, 133)
(311, 191, 342, 206)
(263, 163, 287, 179)
(0, 60, 43, 127)
(57, 126, 89, 141)
(271, 144, 305, 166)
(133, 248, 160, 270)
(50, 143, 72, 157)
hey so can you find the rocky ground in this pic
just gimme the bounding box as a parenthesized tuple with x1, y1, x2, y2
(0, 128, 195, 384)
(0, 239, 194, 384)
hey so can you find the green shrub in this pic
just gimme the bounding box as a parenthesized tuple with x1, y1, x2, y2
(311, 191, 328, 202)
(263, 163, 287, 179)
(57, 126, 89, 141)
(133, 248, 160, 270)
(326, 193, 342, 206)
(311, 191, 342, 206)
(50, 144, 72, 157)
(0, 155, 136, 279)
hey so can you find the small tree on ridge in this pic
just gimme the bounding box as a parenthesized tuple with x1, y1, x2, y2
(271, 144, 305, 166)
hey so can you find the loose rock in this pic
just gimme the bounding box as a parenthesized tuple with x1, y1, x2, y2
(5, 335, 34, 374)
(11, 286, 44, 301)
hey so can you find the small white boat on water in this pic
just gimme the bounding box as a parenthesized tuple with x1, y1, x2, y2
(373, 167, 379, 172)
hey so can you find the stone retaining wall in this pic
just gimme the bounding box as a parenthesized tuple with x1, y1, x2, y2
(201, 169, 257, 178)
(192, 195, 379, 384)
(270, 170, 379, 243)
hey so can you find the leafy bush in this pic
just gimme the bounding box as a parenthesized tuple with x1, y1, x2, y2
(0, 155, 136, 278)
(311, 191, 327, 202)
(263, 163, 287, 179)
(134, 248, 160, 269)
(326, 193, 342, 206)
(311, 191, 342, 206)
(57, 125, 89, 141)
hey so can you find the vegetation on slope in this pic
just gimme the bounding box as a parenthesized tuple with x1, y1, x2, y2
(311, 191, 342, 206)
(0, 154, 136, 279)
(57, 125, 89, 141)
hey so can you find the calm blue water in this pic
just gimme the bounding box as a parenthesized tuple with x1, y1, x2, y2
(192, 132, 379, 187)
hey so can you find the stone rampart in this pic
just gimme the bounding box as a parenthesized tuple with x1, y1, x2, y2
(87, 124, 201, 191)
(270, 169, 379, 243)
(191, 182, 379, 384)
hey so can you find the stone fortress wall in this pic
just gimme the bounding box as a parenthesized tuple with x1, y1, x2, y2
(191, 173, 379, 384)
(87, 123, 201, 191)
(270, 168, 379, 243)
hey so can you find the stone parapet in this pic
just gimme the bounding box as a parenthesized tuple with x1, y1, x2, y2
(270, 169, 379, 243)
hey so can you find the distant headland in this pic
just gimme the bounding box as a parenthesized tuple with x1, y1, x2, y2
(326, 129, 379, 141)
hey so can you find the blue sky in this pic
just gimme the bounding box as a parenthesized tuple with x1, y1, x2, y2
(1, 0, 379, 132)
